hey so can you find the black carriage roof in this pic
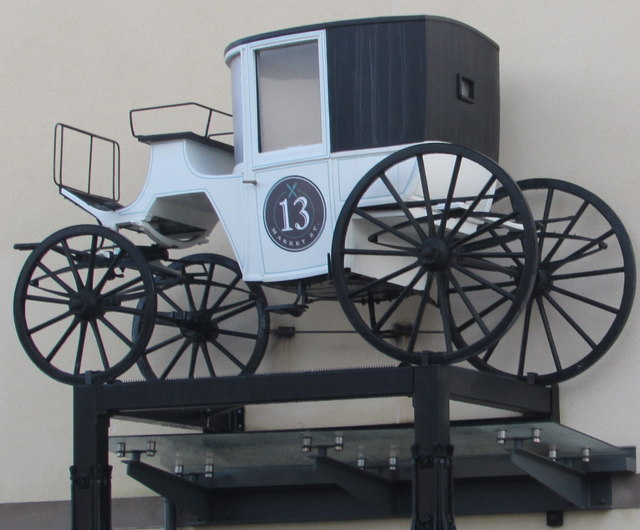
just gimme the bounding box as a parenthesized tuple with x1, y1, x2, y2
(224, 15, 498, 54)
(226, 14, 501, 160)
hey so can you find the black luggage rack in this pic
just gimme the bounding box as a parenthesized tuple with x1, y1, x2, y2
(71, 363, 636, 529)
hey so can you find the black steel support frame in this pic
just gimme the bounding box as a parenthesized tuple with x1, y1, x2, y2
(71, 364, 561, 529)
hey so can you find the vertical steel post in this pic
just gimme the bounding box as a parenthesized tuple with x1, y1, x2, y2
(71, 384, 112, 530)
(411, 363, 456, 530)
(163, 498, 177, 530)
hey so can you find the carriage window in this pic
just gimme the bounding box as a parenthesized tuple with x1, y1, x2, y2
(256, 41, 322, 152)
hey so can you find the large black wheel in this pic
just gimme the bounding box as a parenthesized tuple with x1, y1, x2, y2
(468, 179, 635, 384)
(331, 143, 538, 365)
(14, 225, 156, 385)
(136, 254, 270, 379)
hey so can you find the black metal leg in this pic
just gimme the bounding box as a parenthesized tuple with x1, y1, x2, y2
(71, 384, 112, 530)
(411, 363, 456, 529)
(163, 498, 177, 530)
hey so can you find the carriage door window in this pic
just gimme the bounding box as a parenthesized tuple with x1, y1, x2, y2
(256, 41, 322, 152)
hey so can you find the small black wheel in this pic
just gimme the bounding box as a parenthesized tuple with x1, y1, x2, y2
(136, 253, 270, 379)
(331, 143, 538, 365)
(468, 178, 636, 384)
(14, 224, 156, 385)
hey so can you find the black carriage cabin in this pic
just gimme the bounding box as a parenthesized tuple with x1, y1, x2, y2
(227, 15, 500, 159)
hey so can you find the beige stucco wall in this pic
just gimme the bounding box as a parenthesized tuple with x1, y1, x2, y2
(2, 0, 640, 528)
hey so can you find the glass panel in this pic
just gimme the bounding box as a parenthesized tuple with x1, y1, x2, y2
(256, 41, 322, 152)
(111, 421, 630, 475)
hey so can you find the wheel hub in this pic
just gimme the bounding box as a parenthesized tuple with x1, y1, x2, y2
(419, 238, 449, 270)
(181, 313, 219, 341)
(534, 267, 553, 296)
(69, 290, 102, 320)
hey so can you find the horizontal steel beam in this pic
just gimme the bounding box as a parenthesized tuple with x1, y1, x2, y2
(96, 365, 555, 419)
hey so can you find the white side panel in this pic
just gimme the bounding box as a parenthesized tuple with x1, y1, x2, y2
(253, 161, 333, 282)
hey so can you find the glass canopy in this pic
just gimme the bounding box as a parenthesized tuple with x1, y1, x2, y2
(110, 420, 629, 476)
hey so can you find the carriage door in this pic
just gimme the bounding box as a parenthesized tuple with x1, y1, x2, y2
(248, 32, 332, 282)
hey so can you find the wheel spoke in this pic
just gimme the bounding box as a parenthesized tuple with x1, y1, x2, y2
(542, 291, 597, 348)
(548, 229, 615, 272)
(85, 235, 99, 289)
(27, 308, 74, 334)
(160, 340, 191, 379)
(542, 199, 589, 265)
(188, 342, 199, 378)
(212, 300, 260, 324)
(201, 342, 217, 377)
(209, 272, 242, 314)
(353, 206, 421, 248)
(34, 261, 76, 296)
(98, 314, 134, 347)
(346, 260, 421, 300)
(438, 155, 462, 238)
(157, 288, 185, 313)
(416, 155, 436, 234)
(516, 300, 534, 377)
(212, 339, 247, 371)
(435, 271, 454, 352)
(93, 250, 125, 294)
(451, 211, 519, 250)
(461, 248, 525, 265)
(45, 317, 80, 362)
(407, 273, 436, 352)
(457, 295, 511, 334)
(144, 333, 184, 355)
(481, 343, 497, 362)
(446, 270, 490, 337)
(536, 187, 555, 256)
(89, 320, 110, 370)
(197, 263, 214, 312)
(450, 262, 517, 301)
(552, 266, 625, 281)
(99, 275, 148, 303)
(488, 227, 523, 268)
(183, 274, 198, 312)
(372, 267, 428, 333)
(73, 320, 88, 375)
(536, 297, 562, 372)
(549, 283, 620, 314)
(24, 293, 71, 305)
(217, 329, 259, 340)
(60, 240, 85, 290)
(379, 172, 428, 241)
(446, 174, 498, 242)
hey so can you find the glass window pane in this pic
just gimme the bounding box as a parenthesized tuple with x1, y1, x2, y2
(257, 41, 322, 152)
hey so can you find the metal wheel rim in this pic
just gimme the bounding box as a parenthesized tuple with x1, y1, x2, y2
(331, 143, 538, 365)
(13, 224, 156, 385)
(136, 253, 270, 379)
(468, 178, 636, 384)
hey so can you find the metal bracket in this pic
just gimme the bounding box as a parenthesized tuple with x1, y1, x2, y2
(127, 460, 215, 521)
(313, 455, 397, 515)
(511, 449, 611, 509)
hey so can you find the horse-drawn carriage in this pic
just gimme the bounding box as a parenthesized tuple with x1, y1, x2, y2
(14, 16, 635, 386)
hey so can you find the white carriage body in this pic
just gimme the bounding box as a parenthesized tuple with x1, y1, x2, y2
(61, 16, 500, 285)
